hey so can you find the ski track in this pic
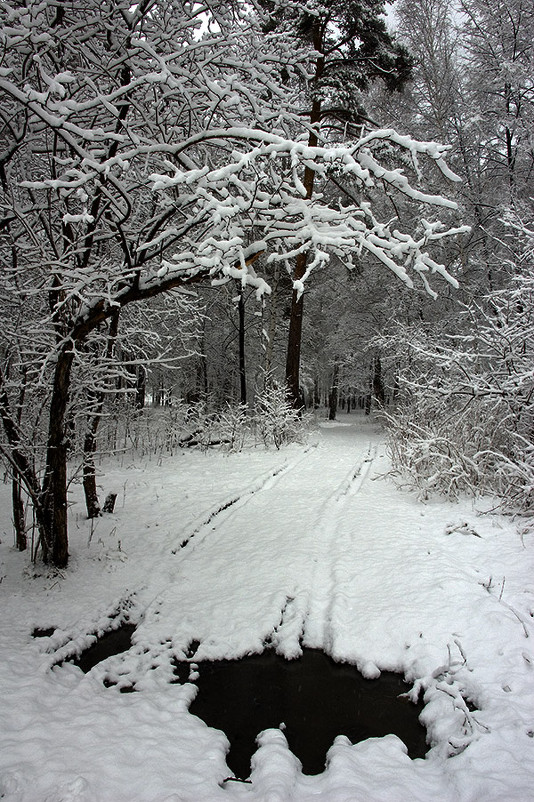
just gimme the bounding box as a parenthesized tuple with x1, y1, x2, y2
(43, 450, 317, 676)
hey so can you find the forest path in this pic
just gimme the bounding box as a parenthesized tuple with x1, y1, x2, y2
(4, 417, 532, 802)
(133, 419, 382, 661)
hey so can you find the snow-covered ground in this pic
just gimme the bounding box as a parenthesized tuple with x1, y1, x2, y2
(1, 416, 533, 801)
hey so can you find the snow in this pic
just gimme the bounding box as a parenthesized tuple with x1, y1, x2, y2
(1, 416, 533, 801)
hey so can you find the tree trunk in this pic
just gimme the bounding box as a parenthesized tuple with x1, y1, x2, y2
(83, 426, 101, 519)
(12, 470, 26, 551)
(136, 366, 146, 410)
(328, 360, 340, 421)
(372, 355, 385, 407)
(285, 262, 307, 408)
(0, 366, 49, 557)
(263, 262, 281, 384)
(82, 310, 120, 519)
(238, 286, 247, 405)
(41, 345, 75, 568)
(285, 49, 323, 408)
(196, 329, 209, 400)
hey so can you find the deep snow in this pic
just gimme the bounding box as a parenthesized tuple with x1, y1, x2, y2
(1, 417, 533, 801)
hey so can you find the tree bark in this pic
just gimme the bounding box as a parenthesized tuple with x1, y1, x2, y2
(263, 262, 281, 384)
(328, 360, 340, 420)
(196, 329, 209, 400)
(83, 426, 102, 520)
(284, 155, 319, 407)
(136, 366, 146, 410)
(41, 345, 75, 568)
(285, 254, 307, 408)
(285, 45, 323, 408)
(0, 367, 47, 554)
(12, 470, 26, 551)
(82, 310, 120, 519)
(372, 355, 385, 407)
(238, 286, 247, 405)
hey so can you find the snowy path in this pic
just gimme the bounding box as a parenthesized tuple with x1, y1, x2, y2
(133, 424, 379, 663)
(1, 418, 534, 802)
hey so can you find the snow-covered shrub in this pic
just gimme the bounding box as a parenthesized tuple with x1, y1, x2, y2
(381, 404, 486, 501)
(173, 400, 252, 452)
(105, 398, 253, 455)
(216, 403, 249, 452)
(92, 393, 306, 457)
(381, 232, 534, 511)
(253, 385, 305, 449)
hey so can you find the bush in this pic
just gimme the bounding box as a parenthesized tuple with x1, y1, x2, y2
(92, 389, 306, 458)
(253, 384, 305, 449)
(380, 262, 534, 512)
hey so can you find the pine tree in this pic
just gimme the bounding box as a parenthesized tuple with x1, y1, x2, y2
(259, 1, 412, 406)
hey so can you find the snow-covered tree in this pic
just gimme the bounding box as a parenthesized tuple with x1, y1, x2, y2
(381, 213, 534, 509)
(259, 0, 413, 406)
(0, 0, 465, 567)
(459, 0, 534, 202)
(374, 0, 534, 511)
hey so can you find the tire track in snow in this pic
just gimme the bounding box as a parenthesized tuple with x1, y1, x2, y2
(171, 446, 315, 556)
(129, 448, 318, 661)
(303, 441, 377, 650)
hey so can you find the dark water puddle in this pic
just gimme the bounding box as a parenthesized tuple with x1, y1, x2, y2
(177, 648, 427, 779)
(61, 630, 428, 777)
(32, 627, 56, 638)
(72, 623, 136, 673)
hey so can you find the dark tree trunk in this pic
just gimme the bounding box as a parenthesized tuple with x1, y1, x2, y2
(372, 355, 385, 407)
(136, 366, 146, 410)
(282, 4, 408, 409)
(328, 361, 340, 421)
(41, 345, 75, 568)
(285, 51, 323, 409)
(196, 330, 209, 400)
(82, 311, 119, 519)
(83, 426, 101, 519)
(12, 374, 27, 550)
(238, 286, 247, 405)
(0, 368, 49, 557)
(285, 265, 306, 409)
(102, 492, 117, 513)
(263, 262, 281, 383)
(12, 470, 26, 551)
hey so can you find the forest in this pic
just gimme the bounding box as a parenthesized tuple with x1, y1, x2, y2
(0, 0, 532, 565)
(1, 2, 534, 800)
